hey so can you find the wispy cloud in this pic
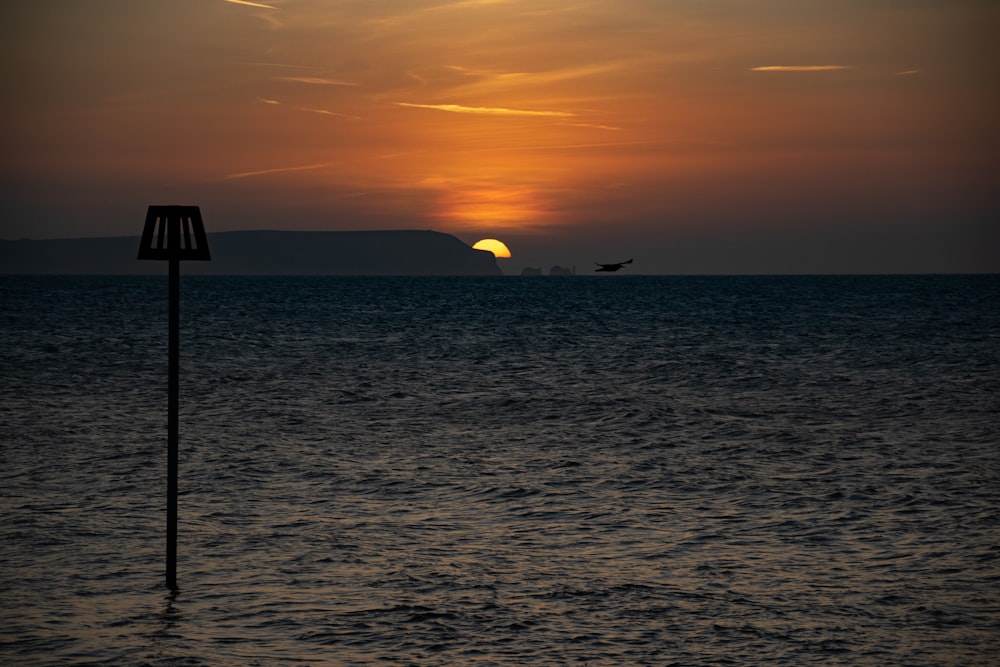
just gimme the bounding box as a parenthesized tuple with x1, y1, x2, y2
(255, 97, 360, 119)
(896, 69, 921, 76)
(277, 76, 359, 86)
(436, 61, 627, 98)
(368, 0, 515, 27)
(238, 62, 311, 70)
(750, 65, 854, 72)
(301, 107, 362, 120)
(445, 0, 513, 7)
(223, 0, 277, 9)
(397, 102, 575, 117)
(224, 162, 332, 180)
(565, 122, 621, 131)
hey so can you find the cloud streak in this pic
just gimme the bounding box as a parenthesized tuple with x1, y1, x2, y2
(223, 0, 277, 9)
(396, 102, 575, 117)
(224, 162, 332, 180)
(751, 65, 854, 72)
(301, 107, 362, 120)
(565, 123, 621, 131)
(277, 76, 359, 86)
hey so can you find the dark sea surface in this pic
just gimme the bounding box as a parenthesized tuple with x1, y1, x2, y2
(1, 274, 998, 666)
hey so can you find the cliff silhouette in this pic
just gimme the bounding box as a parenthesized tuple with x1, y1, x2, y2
(0, 230, 501, 276)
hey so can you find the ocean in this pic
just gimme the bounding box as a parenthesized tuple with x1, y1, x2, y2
(1, 274, 998, 666)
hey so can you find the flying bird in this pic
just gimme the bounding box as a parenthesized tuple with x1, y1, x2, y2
(594, 259, 633, 272)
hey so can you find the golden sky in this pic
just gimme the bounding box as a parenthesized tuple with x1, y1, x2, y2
(2, 0, 997, 272)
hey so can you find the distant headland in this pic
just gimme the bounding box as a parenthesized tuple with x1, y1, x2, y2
(0, 230, 502, 276)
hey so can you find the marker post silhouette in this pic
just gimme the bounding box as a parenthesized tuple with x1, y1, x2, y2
(137, 206, 211, 591)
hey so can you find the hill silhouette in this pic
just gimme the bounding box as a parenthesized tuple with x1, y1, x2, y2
(0, 230, 501, 276)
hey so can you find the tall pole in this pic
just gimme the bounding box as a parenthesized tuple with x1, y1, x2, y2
(138, 205, 210, 593)
(166, 255, 179, 591)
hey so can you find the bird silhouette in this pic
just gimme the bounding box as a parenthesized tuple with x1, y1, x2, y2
(594, 259, 633, 272)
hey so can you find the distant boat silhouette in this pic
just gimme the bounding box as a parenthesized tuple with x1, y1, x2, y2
(594, 259, 633, 272)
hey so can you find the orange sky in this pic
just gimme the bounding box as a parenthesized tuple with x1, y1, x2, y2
(2, 0, 997, 273)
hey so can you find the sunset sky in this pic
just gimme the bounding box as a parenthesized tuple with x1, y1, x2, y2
(3, 0, 997, 274)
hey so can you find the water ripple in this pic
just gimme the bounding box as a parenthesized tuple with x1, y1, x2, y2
(2, 275, 998, 665)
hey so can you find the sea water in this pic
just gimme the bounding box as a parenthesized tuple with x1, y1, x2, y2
(1, 274, 998, 666)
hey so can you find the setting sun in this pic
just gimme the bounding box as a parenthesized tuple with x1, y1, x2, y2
(472, 239, 512, 258)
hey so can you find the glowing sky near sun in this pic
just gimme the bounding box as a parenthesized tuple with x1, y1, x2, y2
(2, 0, 997, 273)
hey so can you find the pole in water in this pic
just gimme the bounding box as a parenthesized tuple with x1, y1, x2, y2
(167, 256, 179, 590)
(138, 206, 211, 591)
